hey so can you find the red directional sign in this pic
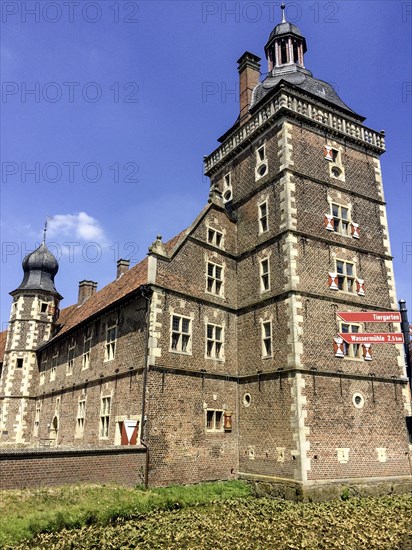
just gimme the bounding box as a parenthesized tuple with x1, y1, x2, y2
(339, 332, 404, 345)
(337, 312, 401, 323)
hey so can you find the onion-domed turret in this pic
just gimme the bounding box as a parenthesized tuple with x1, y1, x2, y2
(12, 242, 62, 297)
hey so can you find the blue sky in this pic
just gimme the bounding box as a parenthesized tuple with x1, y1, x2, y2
(0, 0, 411, 329)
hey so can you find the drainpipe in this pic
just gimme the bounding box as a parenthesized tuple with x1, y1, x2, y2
(140, 285, 153, 489)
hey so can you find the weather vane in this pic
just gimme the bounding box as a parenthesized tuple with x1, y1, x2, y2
(42, 219, 48, 244)
(281, 3, 286, 23)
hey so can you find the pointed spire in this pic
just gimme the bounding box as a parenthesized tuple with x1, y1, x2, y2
(281, 3, 286, 23)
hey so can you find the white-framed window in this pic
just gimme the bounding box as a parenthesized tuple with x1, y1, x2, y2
(206, 323, 224, 359)
(331, 203, 350, 235)
(255, 144, 268, 179)
(50, 353, 58, 381)
(171, 315, 192, 354)
(76, 399, 86, 437)
(206, 409, 224, 432)
(207, 227, 223, 248)
(207, 262, 223, 296)
(340, 323, 363, 359)
(82, 330, 92, 369)
(223, 172, 233, 203)
(40, 302, 48, 314)
(40, 359, 46, 385)
(258, 200, 269, 233)
(33, 401, 41, 437)
(336, 259, 356, 293)
(99, 396, 111, 438)
(262, 321, 272, 357)
(105, 324, 117, 361)
(67, 342, 75, 376)
(325, 146, 345, 180)
(260, 258, 270, 292)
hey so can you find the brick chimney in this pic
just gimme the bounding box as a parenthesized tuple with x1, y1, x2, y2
(78, 280, 97, 305)
(117, 259, 130, 279)
(237, 51, 261, 123)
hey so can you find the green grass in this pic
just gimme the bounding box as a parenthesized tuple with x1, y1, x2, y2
(10, 493, 412, 550)
(0, 480, 251, 548)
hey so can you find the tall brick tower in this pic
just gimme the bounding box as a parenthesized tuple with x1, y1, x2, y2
(0, 240, 62, 444)
(204, 7, 411, 490)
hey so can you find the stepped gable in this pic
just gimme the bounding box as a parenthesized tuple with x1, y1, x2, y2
(49, 230, 191, 341)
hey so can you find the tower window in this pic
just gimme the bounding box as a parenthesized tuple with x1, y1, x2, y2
(258, 201, 269, 233)
(223, 172, 232, 203)
(293, 41, 299, 63)
(260, 258, 270, 292)
(280, 40, 287, 64)
(16, 358, 23, 369)
(340, 323, 363, 359)
(336, 260, 356, 293)
(262, 321, 272, 357)
(331, 203, 350, 235)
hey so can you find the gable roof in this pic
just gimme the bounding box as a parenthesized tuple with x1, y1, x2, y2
(51, 257, 149, 341)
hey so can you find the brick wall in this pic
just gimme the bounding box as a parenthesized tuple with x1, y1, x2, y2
(0, 447, 146, 490)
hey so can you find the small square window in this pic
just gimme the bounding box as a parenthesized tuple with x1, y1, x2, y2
(207, 228, 223, 248)
(16, 358, 23, 369)
(40, 303, 48, 313)
(206, 409, 224, 432)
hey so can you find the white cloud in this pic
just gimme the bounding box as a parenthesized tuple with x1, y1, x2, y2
(47, 212, 107, 244)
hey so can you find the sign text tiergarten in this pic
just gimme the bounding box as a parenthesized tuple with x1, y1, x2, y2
(337, 312, 401, 323)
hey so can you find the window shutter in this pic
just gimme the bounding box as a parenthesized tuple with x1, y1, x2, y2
(324, 214, 334, 231)
(356, 278, 365, 296)
(324, 146, 333, 161)
(363, 344, 372, 361)
(328, 272, 339, 290)
(351, 222, 360, 239)
(334, 337, 344, 357)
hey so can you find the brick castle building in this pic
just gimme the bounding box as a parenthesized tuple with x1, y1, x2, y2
(0, 9, 411, 493)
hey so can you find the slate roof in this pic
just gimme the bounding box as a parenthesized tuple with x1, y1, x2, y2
(250, 70, 361, 118)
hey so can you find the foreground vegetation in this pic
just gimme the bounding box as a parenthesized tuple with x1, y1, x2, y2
(0, 482, 411, 549)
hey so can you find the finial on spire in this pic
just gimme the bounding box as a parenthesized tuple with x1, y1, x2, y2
(42, 219, 48, 244)
(281, 3, 286, 23)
